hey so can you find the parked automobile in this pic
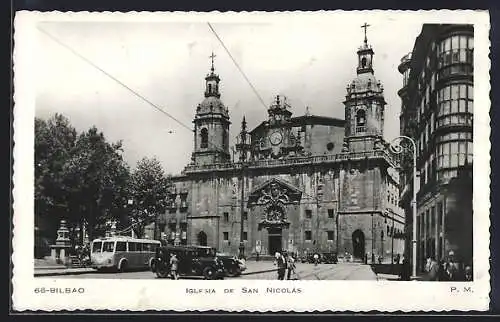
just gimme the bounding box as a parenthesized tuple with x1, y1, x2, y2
(301, 252, 323, 264)
(215, 252, 247, 277)
(152, 245, 225, 279)
(321, 252, 338, 264)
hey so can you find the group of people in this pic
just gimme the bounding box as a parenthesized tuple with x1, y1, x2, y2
(424, 251, 473, 281)
(74, 244, 91, 266)
(274, 251, 297, 280)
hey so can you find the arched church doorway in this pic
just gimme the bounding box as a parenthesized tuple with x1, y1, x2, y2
(352, 229, 365, 259)
(268, 227, 282, 255)
(197, 231, 207, 246)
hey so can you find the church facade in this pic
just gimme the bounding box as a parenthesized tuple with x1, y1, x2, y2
(159, 33, 405, 261)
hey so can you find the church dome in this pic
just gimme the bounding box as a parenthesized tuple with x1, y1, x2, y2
(347, 72, 384, 96)
(197, 96, 229, 117)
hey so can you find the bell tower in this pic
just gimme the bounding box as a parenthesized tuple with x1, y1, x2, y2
(192, 52, 231, 165)
(342, 23, 387, 153)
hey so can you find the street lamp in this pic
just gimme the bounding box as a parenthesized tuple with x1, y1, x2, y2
(389, 135, 418, 279)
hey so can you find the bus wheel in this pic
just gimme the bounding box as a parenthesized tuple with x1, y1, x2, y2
(118, 260, 128, 273)
(156, 266, 169, 279)
(203, 267, 216, 280)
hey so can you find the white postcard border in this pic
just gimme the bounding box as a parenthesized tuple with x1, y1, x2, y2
(12, 10, 491, 311)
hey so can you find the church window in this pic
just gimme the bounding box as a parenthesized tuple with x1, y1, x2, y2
(361, 57, 367, 68)
(223, 212, 229, 222)
(243, 231, 248, 241)
(326, 142, 334, 151)
(328, 209, 334, 218)
(327, 231, 334, 241)
(305, 209, 312, 219)
(208, 83, 212, 93)
(200, 128, 208, 148)
(243, 211, 248, 221)
(223, 232, 229, 241)
(222, 128, 228, 150)
(305, 231, 312, 241)
(356, 110, 366, 133)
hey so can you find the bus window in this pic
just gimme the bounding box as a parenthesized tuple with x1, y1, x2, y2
(92, 242, 102, 253)
(143, 243, 151, 252)
(136, 243, 143, 252)
(128, 242, 136, 252)
(116, 241, 126, 252)
(103, 241, 115, 253)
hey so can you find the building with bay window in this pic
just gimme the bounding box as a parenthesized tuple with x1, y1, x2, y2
(397, 24, 473, 273)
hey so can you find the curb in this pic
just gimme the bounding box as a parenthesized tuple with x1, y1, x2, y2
(35, 268, 278, 277)
(241, 268, 278, 276)
(35, 266, 68, 271)
(34, 269, 97, 277)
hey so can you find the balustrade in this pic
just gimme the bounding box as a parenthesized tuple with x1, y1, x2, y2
(183, 149, 393, 173)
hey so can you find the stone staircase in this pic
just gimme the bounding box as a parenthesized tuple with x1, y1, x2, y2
(68, 256, 85, 268)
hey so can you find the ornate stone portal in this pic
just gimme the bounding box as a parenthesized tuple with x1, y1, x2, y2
(248, 178, 302, 254)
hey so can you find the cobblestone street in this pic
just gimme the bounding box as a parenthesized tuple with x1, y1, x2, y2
(45, 262, 379, 280)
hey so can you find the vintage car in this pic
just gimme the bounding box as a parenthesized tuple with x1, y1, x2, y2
(321, 252, 338, 264)
(215, 252, 247, 277)
(301, 252, 323, 264)
(152, 245, 225, 279)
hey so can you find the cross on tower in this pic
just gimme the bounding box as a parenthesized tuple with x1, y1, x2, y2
(209, 52, 216, 71)
(361, 22, 370, 44)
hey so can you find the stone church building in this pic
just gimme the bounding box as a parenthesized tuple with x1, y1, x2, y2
(160, 33, 405, 261)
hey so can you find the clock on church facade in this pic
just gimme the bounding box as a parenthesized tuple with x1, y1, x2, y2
(160, 27, 406, 261)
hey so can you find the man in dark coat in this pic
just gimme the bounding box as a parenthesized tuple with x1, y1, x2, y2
(425, 256, 439, 281)
(275, 252, 287, 280)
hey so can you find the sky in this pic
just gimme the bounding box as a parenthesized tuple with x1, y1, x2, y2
(35, 14, 424, 175)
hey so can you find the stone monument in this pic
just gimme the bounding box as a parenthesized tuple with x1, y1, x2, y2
(50, 219, 72, 265)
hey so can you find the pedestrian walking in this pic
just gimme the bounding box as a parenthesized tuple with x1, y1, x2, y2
(400, 256, 410, 281)
(274, 252, 286, 280)
(464, 265, 473, 281)
(445, 251, 461, 281)
(287, 254, 296, 280)
(424, 256, 439, 281)
(170, 253, 179, 280)
(313, 253, 319, 266)
(437, 259, 448, 281)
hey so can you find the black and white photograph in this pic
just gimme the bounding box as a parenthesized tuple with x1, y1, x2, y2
(12, 10, 490, 311)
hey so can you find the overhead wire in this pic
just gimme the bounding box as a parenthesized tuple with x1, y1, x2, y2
(37, 26, 229, 157)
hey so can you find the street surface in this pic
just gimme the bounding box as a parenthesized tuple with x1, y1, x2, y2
(47, 262, 378, 280)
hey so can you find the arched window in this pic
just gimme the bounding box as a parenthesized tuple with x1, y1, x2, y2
(200, 128, 208, 148)
(222, 128, 228, 150)
(197, 231, 207, 246)
(208, 83, 212, 93)
(356, 110, 366, 133)
(361, 57, 367, 68)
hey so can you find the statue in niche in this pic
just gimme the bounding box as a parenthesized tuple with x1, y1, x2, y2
(257, 182, 290, 224)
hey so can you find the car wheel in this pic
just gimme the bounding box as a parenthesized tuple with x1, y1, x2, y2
(226, 266, 238, 277)
(203, 266, 216, 280)
(156, 265, 169, 279)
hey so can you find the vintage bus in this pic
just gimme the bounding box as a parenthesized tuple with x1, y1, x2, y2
(90, 236, 161, 272)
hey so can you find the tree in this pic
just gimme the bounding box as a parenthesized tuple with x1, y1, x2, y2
(127, 157, 169, 238)
(35, 114, 77, 240)
(63, 126, 130, 241)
